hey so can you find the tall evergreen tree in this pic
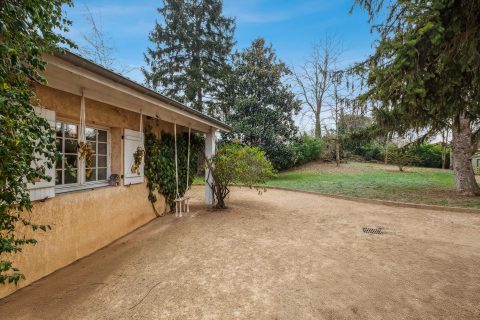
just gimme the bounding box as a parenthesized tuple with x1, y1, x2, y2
(143, 0, 235, 115)
(354, 0, 480, 195)
(221, 38, 301, 170)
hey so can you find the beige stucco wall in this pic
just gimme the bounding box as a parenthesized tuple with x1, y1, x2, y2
(0, 184, 162, 299)
(0, 85, 180, 299)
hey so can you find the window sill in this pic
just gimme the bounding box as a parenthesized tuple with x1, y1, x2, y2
(55, 181, 111, 194)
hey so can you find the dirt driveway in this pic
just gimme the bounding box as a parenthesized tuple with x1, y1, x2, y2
(1, 187, 480, 319)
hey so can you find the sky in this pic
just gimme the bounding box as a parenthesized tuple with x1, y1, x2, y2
(64, 0, 375, 82)
(64, 0, 376, 133)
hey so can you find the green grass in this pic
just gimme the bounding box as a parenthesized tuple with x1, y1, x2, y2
(195, 162, 480, 208)
(264, 163, 480, 208)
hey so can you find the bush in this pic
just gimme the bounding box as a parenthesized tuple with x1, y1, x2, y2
(292, 134, 322, 166)
(266, 143, 298, 171)
(205, 144, 275, 208)
(409, 143, 450, 168)
(357, 142, 384, 161)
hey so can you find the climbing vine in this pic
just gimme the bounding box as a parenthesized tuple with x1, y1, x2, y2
(144, 125, 203, 215)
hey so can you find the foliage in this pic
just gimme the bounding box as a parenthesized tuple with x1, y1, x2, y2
(353, 0, 480, 194)
(205, 144, 275, 209)
(143, 0, 236, 115)
(291, 134, 323, 167)
(221, 38, 301, 171)
(144, 126, 202, 214)
(0, 0, 74, 285)
(388, 149, 420, 172)
(409, 143, 450, 169)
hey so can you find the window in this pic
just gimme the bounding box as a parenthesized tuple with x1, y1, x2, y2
(56, 122, 79, 185)
(55, 121, 109, 188)
(85, 127, 108, 182)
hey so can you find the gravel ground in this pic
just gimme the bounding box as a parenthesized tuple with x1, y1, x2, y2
(1, 186, 480, 320)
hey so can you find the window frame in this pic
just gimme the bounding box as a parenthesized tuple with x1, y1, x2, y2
(55, 118, 111, 194)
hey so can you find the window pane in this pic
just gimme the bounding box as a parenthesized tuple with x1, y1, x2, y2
(86, 128, 96, 141)
(98, 130, 107, 142)
(56, 138, 62, 152)
(98, 155, 107, 167)
(55, 156, 62, 169)
(89, 142, 96, 154)
(64, 124, 78, 139)
(98, 143, 107, 155)
(65, 169, 77, 184)
(56, 170, 63, 185)
(56, 123, 63, 137)
(98, 168, 107, 180)
(65, 139, 77, 154)
(86, 169, 96, 182)
(65, 154, 78, 168)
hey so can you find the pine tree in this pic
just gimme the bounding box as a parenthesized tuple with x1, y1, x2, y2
(221, 38, 301, 170)
(143, 0, 235, 115)
(354, 0, 480, 195)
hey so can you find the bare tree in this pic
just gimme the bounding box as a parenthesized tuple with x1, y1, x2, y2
(293, 37, 341, 138)
(76, 6, 134, 75)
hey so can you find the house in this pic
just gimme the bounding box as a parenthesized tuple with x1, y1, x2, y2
(0, 51, 229, 299)
(472, 151, 480, 174)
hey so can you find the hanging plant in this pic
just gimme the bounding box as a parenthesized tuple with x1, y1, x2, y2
(77, 142, 94, 178)
(131, 146, 144, 175)
(144, 125, 203, 215)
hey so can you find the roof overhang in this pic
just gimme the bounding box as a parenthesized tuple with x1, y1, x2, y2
(41, 51, 231, 133)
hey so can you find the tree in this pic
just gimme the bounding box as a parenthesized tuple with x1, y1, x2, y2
(205, 144, 274, 209)
(353, 0, 480, 195)
(0, 0, 74, 284)
(76, 6, 115, 69)
(221, 38, 301, 170)
(143, 0, 236, 115)
(293, 38, 340, 138)
(75, 6, 135, 76)
(389, 148, 420, 172)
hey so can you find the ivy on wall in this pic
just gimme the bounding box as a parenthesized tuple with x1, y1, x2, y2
(144, 125, 203, 215)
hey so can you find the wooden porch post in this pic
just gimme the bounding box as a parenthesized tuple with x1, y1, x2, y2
(205, 128, 216, 205)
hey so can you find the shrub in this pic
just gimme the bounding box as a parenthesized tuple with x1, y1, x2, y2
(266, 143, 298, 171)
(409, 143, 450, 168)
(205, 144, 275, 208)
(389, 148, 421, 172)
(292, 134, 322, 166)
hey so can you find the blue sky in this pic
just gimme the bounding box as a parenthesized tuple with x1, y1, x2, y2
(65, 0, 375, 83)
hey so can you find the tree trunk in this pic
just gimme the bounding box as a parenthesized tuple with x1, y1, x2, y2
(314, 112, 321, 138)
(441, 130, 448, 169)
(384, 132, 390, 164)
(451, 112, 480, 195)
(334, 137, 340, 167)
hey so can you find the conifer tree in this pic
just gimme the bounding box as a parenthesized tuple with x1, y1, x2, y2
(221, 38, 301, 170)
(354, 0, 480, 195)
(143, 0, 235, 115)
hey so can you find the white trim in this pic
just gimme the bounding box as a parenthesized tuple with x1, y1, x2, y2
(55, 181, 111, 194)
(43, 57, 223, 133)
(55, 119, 111, 189)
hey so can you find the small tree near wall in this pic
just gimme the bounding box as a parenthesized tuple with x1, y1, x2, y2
(205, 144, 274, 209)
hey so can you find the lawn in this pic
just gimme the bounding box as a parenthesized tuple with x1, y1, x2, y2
(263, 161, 480, 209)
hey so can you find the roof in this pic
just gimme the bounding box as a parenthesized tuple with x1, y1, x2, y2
(54, 50, 231, 132)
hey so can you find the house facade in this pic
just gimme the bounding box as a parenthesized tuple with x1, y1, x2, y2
(0, 52, 229, 299)
(472, 151, 480, 174)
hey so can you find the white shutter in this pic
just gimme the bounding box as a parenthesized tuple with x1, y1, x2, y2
(124, 129, 144, 185)
(28, 107, 56, 201)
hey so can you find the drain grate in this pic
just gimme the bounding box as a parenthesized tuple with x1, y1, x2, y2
(362, 227, 385, 235)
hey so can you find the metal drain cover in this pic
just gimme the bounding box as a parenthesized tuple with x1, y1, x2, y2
(362, 227, 385, 234)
